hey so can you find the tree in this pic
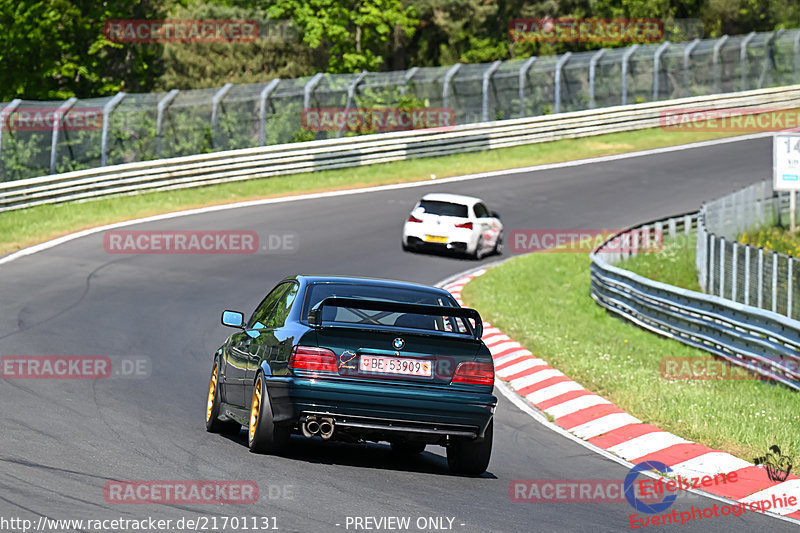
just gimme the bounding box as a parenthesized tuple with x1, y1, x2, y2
(266, 0, 419, 73)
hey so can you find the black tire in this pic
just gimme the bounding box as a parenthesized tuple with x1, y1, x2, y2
(402, 240, 411, 252)
(390, 441, 426, 455)
(447, 419, 493, 475)
(248, 373, 290, 454)
(205, 360, 242, 435)
(471, 236, 485, 260)
(493, 232, 504, 255)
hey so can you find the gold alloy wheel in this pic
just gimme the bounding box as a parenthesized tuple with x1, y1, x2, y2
(249, 376, 262, 443)
(206, 363, 218, 422)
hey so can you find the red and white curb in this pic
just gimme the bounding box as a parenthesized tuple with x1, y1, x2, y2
(443, 269, 800, 521)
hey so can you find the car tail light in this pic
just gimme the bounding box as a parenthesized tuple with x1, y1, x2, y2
(407, 214, 422, 223)
(455, 222, 473, 230)
(452, 362, 494, 386)
(289, 346, 338, 372)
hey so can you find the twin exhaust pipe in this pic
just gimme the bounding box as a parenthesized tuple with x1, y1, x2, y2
(302, 416, 335, 439)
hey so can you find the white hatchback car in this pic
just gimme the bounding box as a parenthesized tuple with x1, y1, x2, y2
(402, 193, 503, 259)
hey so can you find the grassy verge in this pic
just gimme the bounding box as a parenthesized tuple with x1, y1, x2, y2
(623, 234, 701, 291)
(740, 226, 800, 256)
(461, 246, 800, 462)
(0, 126, 743, 257)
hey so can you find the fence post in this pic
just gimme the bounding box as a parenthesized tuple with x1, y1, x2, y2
(337, 71, 367, 138)
(741, 32, 756, 91)
(443, 64, 462, 111)
(258, 78, 281, 146)
(482, 61, 502, 122)
(400, 66, 419, 96)
(50, 97, 77, 175)
(0, 98, 22, 171)
(719, 237, 726, 297)
(788, 257, 794, 319)
(758, 30, 783, 88)
(744, 245, 751, 305)
(303, 72, 324, 110)
(732, 241, 738, 302)
(554, 52, 572, 114)
(156, 89, 180, 157)
(772, 251, 779, 313)
(713, 35, 729, 93)
(653, 41, 670, 100)
(683, 39, 700, 97)
(668, 218, 676, 238)
(621, 45, 639, 106)
(100, 92, 126, 166)
(709, 236, 716, 294)
(211, 83, 234, 149)
(794, 31, 800, 84)
(758, 247, 764, 307)
(589, 49, 606, 109)
(518, 56, 537, 117)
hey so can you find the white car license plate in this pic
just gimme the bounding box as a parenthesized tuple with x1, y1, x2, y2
(360, 355, 433, 377)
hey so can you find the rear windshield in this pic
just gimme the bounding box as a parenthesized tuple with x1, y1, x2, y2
(303, 283, 471, 333)
(417, 200, 468, 218)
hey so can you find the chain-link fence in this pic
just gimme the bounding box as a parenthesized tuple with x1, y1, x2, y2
(698, 180, 800, 321)
(2, 29, 800, 182)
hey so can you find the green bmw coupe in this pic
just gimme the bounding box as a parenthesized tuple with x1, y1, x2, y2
(205, 275, 497, 475)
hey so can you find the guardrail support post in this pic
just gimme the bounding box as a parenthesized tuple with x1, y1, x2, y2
(713, 35, 729, 93)
(401, 66, 419, 96)
(554, 52, 572, 114)
(303, 73, 324, 110)
(621, 45, 638, 106)
(683, 39, 700, 98)
(211, 83, 234, 150)
(757, 247, 764, 307)
(709, 236, 716, 294)
(772, 252, 779, 313)
(157, 89, 180, 157)
(50, 97, 77, 175)
(741, 32, 756, 92)
(0, 98, 22, 171)
(744, 246, 751, 305)
(588, 49, 606, 109)
(719, 237, 726, 297)
(518, 56, 537, 117)
(443, 64, 462, 111)
(259, 79, 281, 146)
(653, 42, 670, 101)
(100, 92, 126, 167)
(482, 61, 502, 122)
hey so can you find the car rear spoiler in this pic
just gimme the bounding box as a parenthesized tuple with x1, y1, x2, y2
(308, 297, 483, 340)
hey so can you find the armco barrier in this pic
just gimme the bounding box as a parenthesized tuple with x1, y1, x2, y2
(590, 212, 800, 391)
(3, 85, 800, 212)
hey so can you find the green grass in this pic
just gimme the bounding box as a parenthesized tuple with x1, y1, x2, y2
(0, 125, 742, 257)
(462, 250, 800, 462)
(623, 234, 701, 291)
(740, 226, 800, 256)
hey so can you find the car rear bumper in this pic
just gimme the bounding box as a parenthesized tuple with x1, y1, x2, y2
(265, 376, 496, 438)
(405, 236, 469, 253)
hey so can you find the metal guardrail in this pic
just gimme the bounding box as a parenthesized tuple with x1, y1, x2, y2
(3, 84, 800, 213)
(590, 212, 800, 391)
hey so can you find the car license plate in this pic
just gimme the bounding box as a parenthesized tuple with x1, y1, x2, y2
(424, 235, 448, 243)
(360, 355, 433, 377)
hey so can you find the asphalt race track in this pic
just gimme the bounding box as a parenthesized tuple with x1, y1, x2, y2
(0, 136, 795, 532)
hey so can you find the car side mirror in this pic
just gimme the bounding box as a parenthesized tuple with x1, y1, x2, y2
(221, 310, 244, 328)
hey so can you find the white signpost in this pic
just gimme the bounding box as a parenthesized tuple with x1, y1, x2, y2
(773, 134, 800, 232)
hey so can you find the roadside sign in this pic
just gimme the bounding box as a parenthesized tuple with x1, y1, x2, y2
(774, 134, 800, 191)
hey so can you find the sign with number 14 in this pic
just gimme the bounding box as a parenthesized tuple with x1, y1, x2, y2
(774, 134, 800, 191)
